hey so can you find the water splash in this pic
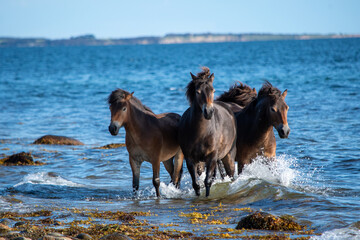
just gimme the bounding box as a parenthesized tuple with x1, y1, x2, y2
(14, 172, 83, 188)
(235, 154, 298, 186)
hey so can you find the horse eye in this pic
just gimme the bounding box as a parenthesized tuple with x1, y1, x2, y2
(271, 107, 276, 112)
(196, 90, 201, 94)
(122, 107, 127, 111)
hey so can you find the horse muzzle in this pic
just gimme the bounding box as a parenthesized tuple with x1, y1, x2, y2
(276, 123, 290, 138)
(202, 104, 214, 120)
(109, 121, 121, 136)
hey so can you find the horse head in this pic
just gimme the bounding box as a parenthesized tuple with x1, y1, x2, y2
(108, 89, 134, 136)
(187, 67, 215, 120)
(258, 81, 290, 138)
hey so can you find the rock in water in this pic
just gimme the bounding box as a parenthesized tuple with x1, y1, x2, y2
(95, 143, 126, 149)
(76, 233, 93, 239)
(0, 152, 43, 166)
(100, 233, 131, 240)
(236, 211, 305, 231)
(34, 135, 84, 145)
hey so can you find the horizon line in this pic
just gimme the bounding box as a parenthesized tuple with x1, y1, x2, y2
(2, 32, 360, 40)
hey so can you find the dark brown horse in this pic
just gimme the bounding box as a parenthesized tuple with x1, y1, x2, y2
(178, 67, 237, 197)
(108, 89, 183, 197)
(218, 81, 290, 173)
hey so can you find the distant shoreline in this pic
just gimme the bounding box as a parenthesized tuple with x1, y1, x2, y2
(1, 33, 359, 47)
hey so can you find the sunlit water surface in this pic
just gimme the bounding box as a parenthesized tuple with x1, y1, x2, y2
(1, 39, 359, 239)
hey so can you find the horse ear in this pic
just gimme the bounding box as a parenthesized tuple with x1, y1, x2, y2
(190, 72, 197, 81)
(125, 92, 134, 101)
(209, 73, 214, 83)
(282, 89, 288, 99)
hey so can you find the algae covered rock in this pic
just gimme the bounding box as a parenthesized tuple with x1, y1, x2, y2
(41, 232, 72, 240)
(34, 135, 84, 145)
(100, 233, 131, 240)
(95, 143, 126, 149)
(0, 152, 44, 166)
(76, 233, 93, 239)
(236, 211, 305, 231)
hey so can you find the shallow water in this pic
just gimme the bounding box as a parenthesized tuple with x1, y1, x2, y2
(1, 39, 360, 239)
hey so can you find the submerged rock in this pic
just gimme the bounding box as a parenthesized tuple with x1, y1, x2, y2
(100, 233, 131, 240)
(95, 143, 126, 149)
(236, 211, 305, 231)
(41, 232, 72, 240)
(0, 152, 44, 166)
(76, 233, 93, 239)
(34, 135, 84, 145)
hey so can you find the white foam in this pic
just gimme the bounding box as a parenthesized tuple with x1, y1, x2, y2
(231, 154, 298, 188)
(14, 172, 83, 188)
(151, 154, 324, 199)
(311, 227, 360, 240)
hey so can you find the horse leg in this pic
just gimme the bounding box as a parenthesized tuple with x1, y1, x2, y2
(237, 159, 245, 175)
(236, 146, 245, 175)
(152, 160, 161, 197)
(172, 150, 184, 188)
(205, 159, 217, 197)
(129, 156, 142, 195)
(221, 144, 236, 179)
(162, 158, 174, 180)
(217, 160, 226, 179)
(186, 159, 200, 196)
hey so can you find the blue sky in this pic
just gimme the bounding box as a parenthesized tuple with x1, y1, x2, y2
(1, 0, 359, 39)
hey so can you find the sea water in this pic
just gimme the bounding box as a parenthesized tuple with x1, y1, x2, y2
(0, 39, 359, 239)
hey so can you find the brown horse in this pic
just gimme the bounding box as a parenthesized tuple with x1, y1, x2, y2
(218, 81, 290, 174)
(108, 89, 183, 197)
(178, 67, 237, 197)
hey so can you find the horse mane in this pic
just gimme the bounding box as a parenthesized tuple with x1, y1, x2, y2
(257, 81, 282, 104)
(185, 67, 212, 104)
(216, 81, 257, 108)
(108, 89, 154, 113)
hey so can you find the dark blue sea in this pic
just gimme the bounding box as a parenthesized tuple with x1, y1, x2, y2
(1, 39, 360, 239)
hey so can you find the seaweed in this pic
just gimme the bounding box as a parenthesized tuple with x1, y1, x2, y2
(0, 208, 315, 240)
(236, 212, 306, 232)
(95, 143, 126, 149)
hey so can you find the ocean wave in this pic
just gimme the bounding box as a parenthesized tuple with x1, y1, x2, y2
(13, 172, 84, 188)
(311, 227, 360, 240)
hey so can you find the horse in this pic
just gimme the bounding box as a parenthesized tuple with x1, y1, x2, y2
(218, 81, 290, 174)
(178, 67, 237, 197)
(108, 89, 184, 197)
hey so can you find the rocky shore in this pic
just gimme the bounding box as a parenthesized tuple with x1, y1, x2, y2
(0, 206, 316, 240)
